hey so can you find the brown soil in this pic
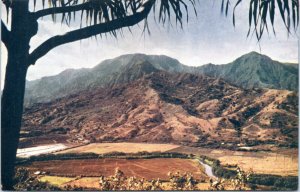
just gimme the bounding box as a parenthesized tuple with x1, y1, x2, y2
(23, 158, 207, 180)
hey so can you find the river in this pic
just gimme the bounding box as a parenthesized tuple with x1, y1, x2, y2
(199, 160, 217, 179)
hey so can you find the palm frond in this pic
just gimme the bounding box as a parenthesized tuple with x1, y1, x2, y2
(34, 0, 196, 25)
(30, 0, 196, 37)
(222, 0, 299, 41)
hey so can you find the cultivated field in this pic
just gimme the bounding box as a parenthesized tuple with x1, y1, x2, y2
(56, 142, 180, 154)
(24, 158, 206, 180)
(55, 142, 298, 176)
(218, 154, 298, 176)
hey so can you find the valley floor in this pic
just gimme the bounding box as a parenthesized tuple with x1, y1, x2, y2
(18, 142, 298, 176)
(16, 142, 298, 190)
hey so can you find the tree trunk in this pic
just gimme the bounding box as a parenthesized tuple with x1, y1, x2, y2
(1, 1, 33, 190)
(1, 53, 29, 190)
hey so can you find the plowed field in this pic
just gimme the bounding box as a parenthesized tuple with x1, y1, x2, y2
(24, 158, 206, 180)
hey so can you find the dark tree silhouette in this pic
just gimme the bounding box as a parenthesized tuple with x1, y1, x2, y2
(0, 0, 298, 190)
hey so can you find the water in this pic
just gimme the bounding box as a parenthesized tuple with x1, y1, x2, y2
(199, 160, 217, 179)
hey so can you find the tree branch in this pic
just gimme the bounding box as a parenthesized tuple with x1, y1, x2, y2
(1, 20, 10, 48)
(33, 2, 90, 19)
(29, 0, 154, 65)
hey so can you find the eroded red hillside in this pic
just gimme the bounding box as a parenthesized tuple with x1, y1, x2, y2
(20, 72, 298, 149)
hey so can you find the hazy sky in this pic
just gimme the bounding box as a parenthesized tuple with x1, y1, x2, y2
(1, 0, 299, 86)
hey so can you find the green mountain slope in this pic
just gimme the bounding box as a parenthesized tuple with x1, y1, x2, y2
(24, 52, 298, 105)
(197, 52, 298, 90)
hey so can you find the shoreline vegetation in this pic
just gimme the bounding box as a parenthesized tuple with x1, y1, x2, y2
(15, 151, 298, 190)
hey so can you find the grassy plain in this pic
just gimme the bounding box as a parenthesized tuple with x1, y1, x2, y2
(218, 154, 298, 176)
(56, 142, 180, 154)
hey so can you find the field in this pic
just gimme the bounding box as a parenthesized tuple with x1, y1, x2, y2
(23, 158, 206, 180)
(56, 142, 180, 154)
(218, 154, 298, 176)
(170, 146, 298, 176)
(52, 143, 298, 177)
(16, 142, 298, 190)
(61, 177, 100, 189)
(39, 176, 76, 186)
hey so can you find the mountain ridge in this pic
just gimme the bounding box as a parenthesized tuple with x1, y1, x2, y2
(197, 52, 298, 90)
(21, 70, 298, 149)
(24, 52, 298, 106)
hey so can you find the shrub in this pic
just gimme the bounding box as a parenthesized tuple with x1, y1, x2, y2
(13, 168, 61, 191)
(249, 174, 298, 190)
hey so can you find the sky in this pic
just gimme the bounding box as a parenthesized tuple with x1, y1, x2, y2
(1, 0, 299, 87)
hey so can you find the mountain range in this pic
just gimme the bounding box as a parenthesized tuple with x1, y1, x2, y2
(20, 52, 298, 149)
(24, 52, 298, 106)
(21, 70, 298, 148)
